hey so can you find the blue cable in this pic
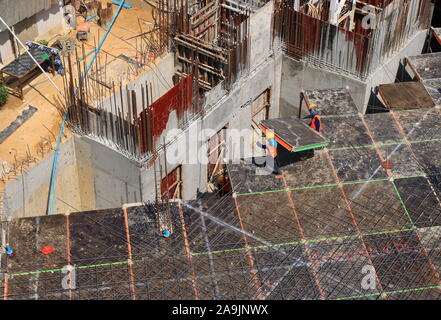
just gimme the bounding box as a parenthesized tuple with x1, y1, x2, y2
(48, 0, 126, 215)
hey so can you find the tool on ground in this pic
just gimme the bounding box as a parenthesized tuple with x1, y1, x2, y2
(5, 244, 14, 258)
(41, 245, 54, 255)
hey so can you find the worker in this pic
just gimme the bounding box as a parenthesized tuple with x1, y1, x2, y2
(308, 104, 322, 132)
(265, 131, 281, 175)
(163, 229, 170, 239)
(5, 244, 14, 258)
(217, 172, 231, 197)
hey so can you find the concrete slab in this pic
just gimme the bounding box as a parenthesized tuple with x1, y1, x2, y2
(132, 255, 195, 300)
(321, 115, 372, 149)
(227, 161, 285, 195)
(252, 244, 321, 300)
(417, 226, 441, 275)
(407, 52, 441, 80)
(69, 209, 128, 266)
(283, 150, 335, 188)
(7, 272, 70, 300)
(395, 178, 441, 229)
(363, 113, 403, 145)
(394, 109, 441, 142)
(379, 144, 425, 178)
(422, 79, 441, 106)
(307, 237, 374, 299)
(343, 181, 412, 233)
(212, 252, 256, 299)
(73, 262, 132, 300)
(378, 82, 434, 110)
(183, 198, 246, 253)
(235, 192, 302, 246)
(411, 141, 441, 176)
(303, 88, 359, 116)
(362, 231, 439, 292)
(7, 215, 67, 274)
(329, 148, 388, 182)
(292, 186, 357, 239)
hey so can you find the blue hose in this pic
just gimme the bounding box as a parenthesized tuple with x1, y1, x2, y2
(48, 0, 126, 215)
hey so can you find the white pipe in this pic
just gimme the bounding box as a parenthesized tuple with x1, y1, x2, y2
(0, 16, 66, 101)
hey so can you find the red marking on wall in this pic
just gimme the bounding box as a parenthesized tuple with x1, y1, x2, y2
(148, 74, 193, 140)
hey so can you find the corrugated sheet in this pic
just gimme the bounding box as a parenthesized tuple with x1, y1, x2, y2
(0, 0, 52, 33)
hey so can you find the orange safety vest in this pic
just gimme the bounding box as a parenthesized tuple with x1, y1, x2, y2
(310, 115, 322, 131)
(267, 139, 278, 158)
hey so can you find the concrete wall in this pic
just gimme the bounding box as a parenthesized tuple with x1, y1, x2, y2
(3, 138, 81, 218)
(3, 136, 142, 218)
(279, 29, 428, 117)
(140, 52, 284, 201)
(138, 2, 280, 201)
(98, 53, 176, 115)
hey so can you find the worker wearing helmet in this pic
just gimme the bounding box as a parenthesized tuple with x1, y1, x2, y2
(308, 104, 322, 132)
(265, 131, 281, 175)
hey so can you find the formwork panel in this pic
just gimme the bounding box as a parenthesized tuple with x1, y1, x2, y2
(394, 177, 441, 228)
(69, 209, 128, 266)
(379, 144, 425, 178)
(303, 88, 359, 116)
(235, 192, 302, 246)
(212, 252, 257, 300)
(126, 205, 160, 258)
(362, 231, 439, 292)
(132, 257, 195, 300)
(291, 187, 356, 239)
(417, 226, 441, 276)
(183, 198, 247, 253)
(363, 113, 403, 144)
(127, 204, 185, 258)
(71, 263, 132, 300)
(307, 237, 377, 300)
(251, 244, 321, 300)
(228, 162, 285, 195)
(321, 116, 372, 149)
(343, 181, 412, 233)
(423, 79, 441, 106)
(411, 141, 441, 176)
(7, 214, 68, 274)
(283, 151, 335, 188)
(385, 288, 441, 300)
(329, 148, 388, 182)
(7, 272, 70, 300)
(394, 109, 441, 141)
(191, 255, 222, 299)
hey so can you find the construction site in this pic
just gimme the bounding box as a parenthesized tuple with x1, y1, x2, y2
(0, 0, 440, 301)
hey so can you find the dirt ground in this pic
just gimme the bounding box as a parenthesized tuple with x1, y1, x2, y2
(0, 1, 157, 194)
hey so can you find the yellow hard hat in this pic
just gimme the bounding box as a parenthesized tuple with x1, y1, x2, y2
(309, 103, 317, 110)
(266, 131, 275, 138)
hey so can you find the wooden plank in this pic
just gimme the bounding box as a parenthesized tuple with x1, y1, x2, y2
(260, 117, 328, 152)
(378, 82, 435, 110)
